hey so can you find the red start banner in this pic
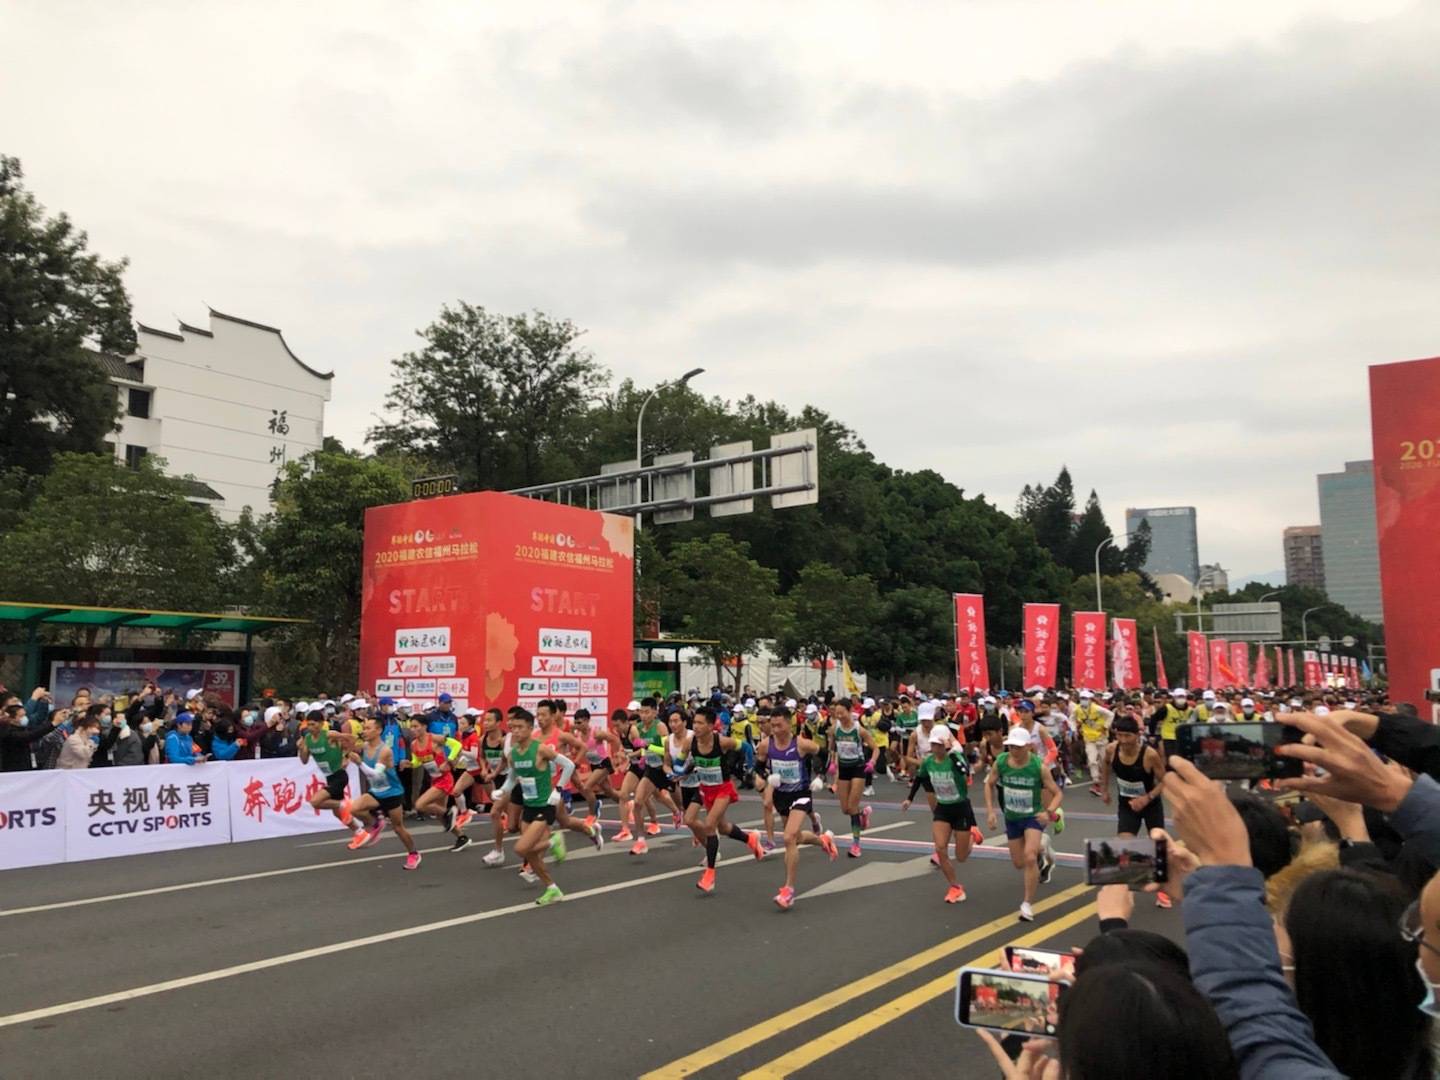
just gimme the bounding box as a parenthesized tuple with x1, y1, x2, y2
(1023, 604, 1061, 689)
(1111, 618, 1140, 690)
(1370, 356, 1440, 712)
(1187, 631, 1209, 688)
(1072, 612, 1106, 691)
(1229, 641, 1250, 687)
(952, 593, 989, 692)
(359, 491, 634, 722)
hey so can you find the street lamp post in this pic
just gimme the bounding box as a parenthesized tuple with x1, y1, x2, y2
(1094, 536, 1115, 612)
(634, 367, 705, 532)
(1300, 605, 1328, 645)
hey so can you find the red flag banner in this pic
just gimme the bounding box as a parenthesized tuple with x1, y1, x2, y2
(1153, 626, 1169, 690)
(1303, 650, 1322, 688)
(1072, 611, 1107, 691)
(952, 593, 990, 691)
(1229, 641, 1250, 687)
(1287, 649, 1298, 687)
(1210, 638, 1232, 688)
(1022, 603, 1061, 689)
(1111, 619, 1140, 690)
(1187, 631, 1209, 688)
(1254, 645, 1270, 688)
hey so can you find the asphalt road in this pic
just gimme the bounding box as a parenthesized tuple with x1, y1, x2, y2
(0, 778, 1180, 1079)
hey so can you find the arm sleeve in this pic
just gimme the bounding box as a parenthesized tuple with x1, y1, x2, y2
(553, 753, 576, 789)
(443, 738, 462, 762)
(1183, 866, 1344, 1080)
(906, 769, 925, 802)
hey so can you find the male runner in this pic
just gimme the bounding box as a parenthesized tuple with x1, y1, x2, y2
(1071, 690, 1113, 796)
(828, 698, 878, 857)
(985, 726, 1063, 922)
(408, 715, 463, 830)
(298, 708, 362, 839)
(342, 715, 421, 869)
(625, 700, 684, 855)
(685, 707, 764, 892)
(490, 707, 575, 906)
(755, 705, 838, 910)
(1097, 712, 1170, 908)
(537, 700, 603, 853)
(900, 726, 975, 903)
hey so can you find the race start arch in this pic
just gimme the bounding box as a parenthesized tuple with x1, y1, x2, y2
(359, 491, 634, 722)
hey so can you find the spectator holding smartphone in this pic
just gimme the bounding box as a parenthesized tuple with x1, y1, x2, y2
(164, 712, 205, 764)
(1, 697, 56, 771)
(57, 706, 104, 769)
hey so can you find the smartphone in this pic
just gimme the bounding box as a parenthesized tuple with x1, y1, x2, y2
(1085, 835, 1168, 887)
(1003, 946, 1077, 980)
(955, 967, 1065, 1037)
(1175, 722, 1304, 781)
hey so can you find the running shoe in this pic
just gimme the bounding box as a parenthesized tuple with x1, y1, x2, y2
(629, 839, 648, 856)
(338, 799, 353, 826)
(848, 842, 862, 859)
(944, 885, 967, 904)
(746, 832, 765, 860)
(614, 827, 634, 842)
(1018, 901, 1035, 922)
(672, 811, 683, 829)
(450, 834, 472, 853)
(589, 824, 604, 851)
(549, 831, 567, 864)
(820, 831, 839, 861)
(862, 786, 874, 797)
(535, 884, 564, 906)
(886, 768, 897, 782)
(443, 803, 457, 831)
(583, 814, 597, 829)
(404, 851, 422, 871)
(482, 849, 505, 867)
(646, 822, 662, 836)
(930, 851, 941, 868)
(369, 816, 388, 841)
(346, 830, 369, 851)
(773, 885, 796, 910)
(360, 823, 384, 849)
(1038, 852, 1055, 885)
(696, 868, 716, 894)
(1051, 808, 1066, 835)
(860, 805, 873, 830)
(761, 836, 777, 854)
(453, 810, 473, 831)
(1155, 891, 1173, 910)
(518, 867, 540, 884)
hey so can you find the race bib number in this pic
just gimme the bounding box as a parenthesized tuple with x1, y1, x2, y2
(773, 759, 802, 784)
(1117, 778, 1147, 799)
(519, 776, 538, 801)
(838, 740, 862, 761)
(697, 766, 724, 785)
(1003, 785, 1034, 816)
(931, 772, 960, 802)
(644, 749, 663, 768)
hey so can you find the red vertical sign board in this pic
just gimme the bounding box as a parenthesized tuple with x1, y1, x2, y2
(1072, 612, 1107, 691)
(1153, 626, 1169, 690)
(1370, 356, 1440, 711)
(952, 593, 990, 691)
(1253, 645, 1270, 688)
(1287, 649, 1298, 688)
(1022, 604, 1061, 689)
(1210, 638, 1231, 688)
(1229, 641, 1250, 687)
(359, 491, 634, 722)
(1303, 650, 1322, 688)
(1111, 618, 1140, 690)
(1187, 631, 1209, 689)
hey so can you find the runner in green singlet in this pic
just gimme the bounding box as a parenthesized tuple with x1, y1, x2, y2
(900, 726, 977, 904)
(984, 727, 1063, 922)
(297, 708, 362, 839)
(490, 706, 576, 906)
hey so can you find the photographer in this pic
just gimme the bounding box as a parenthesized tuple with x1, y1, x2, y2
(0, 695, 56, 772)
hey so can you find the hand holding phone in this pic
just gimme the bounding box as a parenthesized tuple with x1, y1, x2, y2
(956, 967, 1065, 1038)
(1085, 836, 1168, 888)
(1175, 722, 1303, 780)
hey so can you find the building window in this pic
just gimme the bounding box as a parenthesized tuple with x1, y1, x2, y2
(124, 445, 148, 469)
(127, 387, 152, 418)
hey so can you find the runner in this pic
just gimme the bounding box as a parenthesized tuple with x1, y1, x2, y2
(893, 695, 919, 779)
(984, 726, 1064, 922)
(684, 706, 765, 893)
(489, 706, 575, 906)
(481, 711, 523, 868)
(900, 726, 975, 903)
(442, 708, 483, 851)
(1096, 712, 1170, 908)
(536, 700, 603, 852)
(749, 706, 779, 852)
(575, 709, 624, 828)
(297, 708, 362, 839)
(828, 698, 878, 857)
(407, 715, 463, 830)
(755, 705, 838, 911)
(625, 701, 684, 855)
(1071, 690, 1113, 796)
(342, 715, 421, 869)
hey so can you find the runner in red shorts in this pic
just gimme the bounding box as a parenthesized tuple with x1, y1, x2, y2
(684, 706, 764, 893)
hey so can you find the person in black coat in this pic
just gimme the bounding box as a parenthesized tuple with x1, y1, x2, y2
(0, 700, 56, 772)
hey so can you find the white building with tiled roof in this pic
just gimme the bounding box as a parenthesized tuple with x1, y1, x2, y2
(97, 309, 332, 520)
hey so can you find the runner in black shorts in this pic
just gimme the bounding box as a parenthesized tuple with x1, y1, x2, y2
(900, 726, 976, 903)
(1097, 713, 1171, 909)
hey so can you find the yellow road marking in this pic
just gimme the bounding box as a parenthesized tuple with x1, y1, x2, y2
(739, 900, 1099, 1078)
(639, 882, 1090, 1079)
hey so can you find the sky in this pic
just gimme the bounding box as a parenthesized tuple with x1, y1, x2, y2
(5, 0, 1438, 581)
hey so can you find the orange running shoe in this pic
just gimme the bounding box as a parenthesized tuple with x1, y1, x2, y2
(1156, 891, 1173, 910)
(337, 799, 353, 826)
(696, 868, 716, 894)
(944, 885, 967, 904)
(746, 832, 765, 860)
(614, 827, 633, 842)
(820, 831, 839, 861)
(774, 885, 795, 910)
(629, 839, 648, 856)
(645, 822, 662, 836)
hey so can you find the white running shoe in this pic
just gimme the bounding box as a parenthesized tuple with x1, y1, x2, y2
(481, 849, 505, 867)
(518, 868, 540, 884)
(1019, 902, 1035, 922)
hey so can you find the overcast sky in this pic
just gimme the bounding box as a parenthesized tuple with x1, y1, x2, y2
(6, 0, 1437, 579)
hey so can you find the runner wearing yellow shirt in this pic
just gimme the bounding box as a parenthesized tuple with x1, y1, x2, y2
(1155, 688, 1195, 762)
(1072, 690, 1114, 797)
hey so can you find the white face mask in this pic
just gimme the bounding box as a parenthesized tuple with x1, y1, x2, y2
(140, 722, 155, 735)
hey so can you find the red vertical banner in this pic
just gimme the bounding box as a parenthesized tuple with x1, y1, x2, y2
(1186, 631, 1209, 688)
(1303, 650, 1322, 688)
(1153, 626, 1169, 689)
(1111, 619, 1140, 690)
(1022, 603, 1061, 688)
(1210, 638, 1231, 688)
(1276, 647, 1285, 688)
(1229, 641, 1250, 687)
(1287, 649, 1298, 687)
(1370, 355, 1440, 711)
(952, 593, 990, 691)
(1254, 645, 1270, 688)
(1072, 611, 1107, 691)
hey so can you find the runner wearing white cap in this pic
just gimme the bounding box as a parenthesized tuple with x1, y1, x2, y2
(1072, 690, 1114, 797)
(985, 726, 1063, 922)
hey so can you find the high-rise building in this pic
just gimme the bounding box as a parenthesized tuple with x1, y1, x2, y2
(1197, 563, 1229, 594)
(1282, 525, 1326, 592)
(1317, 461, 1383, 623)
(1124, 506, 1200, 584)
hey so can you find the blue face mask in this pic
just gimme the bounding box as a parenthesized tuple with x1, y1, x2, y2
(17, 716, 29, 728)
(100, 716, 113, 729)
(90, 734, 101, 746)
(1419, 958, 1440, 1019)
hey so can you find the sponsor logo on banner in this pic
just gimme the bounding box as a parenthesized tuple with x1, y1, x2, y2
(0, 771, 66, 870)
(421, 656, 457, 676)
(387, 657, 421, 677)
(375, 679, 405, 696)
(1023, 604, 1061, 688)
(405, 678, 438, 696)
(1303, 650, 1322, 687)
(1187, 631, 1210, 687)
(550, 678, 581, 696)
(65, 763, 231, 862)
(538, 628, 592, 655)
(532, 656, 566, 675)
(952, 593, 990, 691)
(230, 759, 360, 842)
(517, 678, 550, 696)
(394, 627, 451, 655)
(517, 698, 545, 713)
(437, 678, 469, 697)
(1072, 612, 1107, 691)
(581, 697, 608, 718)
(579, 678, 608, 696)
(565, 657, 599, 676)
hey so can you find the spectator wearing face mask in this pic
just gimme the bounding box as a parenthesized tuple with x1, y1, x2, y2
(164, 713, 205, 765)
(95, 706, 146, 767)
(234, 707, 268, 760)
(0, 698, 56, 771)
(259, 706, 297, 758)
(57, 706, 105, 769)
(209, 713, 241, 761)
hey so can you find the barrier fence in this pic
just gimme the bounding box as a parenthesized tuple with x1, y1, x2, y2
(0, 758, 360, 871)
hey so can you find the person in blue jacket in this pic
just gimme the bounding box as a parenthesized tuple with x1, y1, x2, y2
(209, 716, 240, 761)
(426, 694, 458, 740)
(165, 712, 205, 765)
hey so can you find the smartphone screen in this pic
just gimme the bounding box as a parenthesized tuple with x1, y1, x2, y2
(956, 967, 1064, 1037)
(1003, 946, 1077, 980)
(1175, 722, 1303, 780)
(1085, 836, 1168, 887)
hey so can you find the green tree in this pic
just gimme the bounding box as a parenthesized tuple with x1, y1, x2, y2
(857, 585, 953, 686)
(654, 533, 785, 692)
(1017, 467, 1076, 565)
(775, 562, 880, 690)
(0, 156, 134, 476)
(251, 449, 409, 693)
(0, 453, 233, 616)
